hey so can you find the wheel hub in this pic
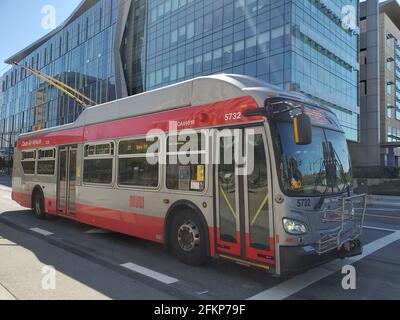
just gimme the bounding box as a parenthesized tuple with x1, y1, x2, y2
(35, 198, 41, 215)
(177, 220, 200, 252)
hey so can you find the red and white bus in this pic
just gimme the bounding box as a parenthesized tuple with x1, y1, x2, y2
(12, 74, 366, 275)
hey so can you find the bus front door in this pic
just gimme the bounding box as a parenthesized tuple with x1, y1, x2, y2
(57, 146, 77, 217)
(215, 126, 275, 267)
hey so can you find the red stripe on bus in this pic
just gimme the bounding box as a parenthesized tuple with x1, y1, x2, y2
(13, 192, 215, 254)
(45, 198, 57, 215)
(18, 127, 84, 150)
(245, 234, 275, 264)
(75, 203, 165, 243)
(216, 230, 242, 256)
(12, 192, 273, 266)
(17, 96, 261, 150)
(208, 227, 216, 257)
(12, 191, 31, 208)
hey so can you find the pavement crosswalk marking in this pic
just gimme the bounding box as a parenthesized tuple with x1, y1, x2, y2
(247, 230, 400, 300)
(121, 262, 179, 285)
(29, 227, 54, 236)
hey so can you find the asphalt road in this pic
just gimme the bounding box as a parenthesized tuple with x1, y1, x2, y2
(0, 180, 399, 300)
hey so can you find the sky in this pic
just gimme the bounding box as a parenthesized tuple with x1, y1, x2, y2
(0, 0, 82, 75)
(0, 0, 397, 76)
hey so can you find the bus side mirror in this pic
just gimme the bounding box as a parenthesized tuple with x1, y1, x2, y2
(293, 113, 312, 145)
(242, 108, 269, 118)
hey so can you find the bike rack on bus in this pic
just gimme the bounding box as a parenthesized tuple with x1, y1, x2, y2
(316, 194, 367, 255)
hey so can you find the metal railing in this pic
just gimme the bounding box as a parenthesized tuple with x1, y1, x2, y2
(316, 194, 367, 254)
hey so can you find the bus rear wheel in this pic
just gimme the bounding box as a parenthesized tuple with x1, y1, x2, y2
(169, 209, 208, 266)
(33, 190, 46, 219)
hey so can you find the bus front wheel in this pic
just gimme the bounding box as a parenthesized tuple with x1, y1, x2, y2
(169, 209, 208, 266)
(33, 190, 46, 219)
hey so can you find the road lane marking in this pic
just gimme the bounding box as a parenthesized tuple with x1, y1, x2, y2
(248, 231, 400, 300)
(363, 225, 399, 233)
(29, 227, 54, 236)
(121, 262, 178, 284)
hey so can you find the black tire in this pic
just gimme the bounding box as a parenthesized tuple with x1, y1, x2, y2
(169, 209, 209, 266)
(32, 190, 46, 219)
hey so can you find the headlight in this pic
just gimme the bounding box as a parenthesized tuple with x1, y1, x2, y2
(283, 218, 307, 235)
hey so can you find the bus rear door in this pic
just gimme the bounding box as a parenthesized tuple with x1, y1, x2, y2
(57, 145, 77, 217)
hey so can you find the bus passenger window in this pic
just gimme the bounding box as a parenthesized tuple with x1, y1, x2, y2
(118, 138, 159, 187)
(21, 151, 36, 174)
(37, 149, 56, 175)
(83, 142, 114, 184)
(166, 132, 207, 192)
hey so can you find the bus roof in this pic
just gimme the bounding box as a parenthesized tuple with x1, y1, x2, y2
(19, 74, 320, 138)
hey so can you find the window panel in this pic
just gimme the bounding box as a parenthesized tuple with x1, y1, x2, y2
(37, 160, 55, 175)
(166, 132, 206, 192)
(119, 157, 159, 187)
(118, 138, 159, 188)
(83, 158, 113, 184)
(22, 161, 35, 174)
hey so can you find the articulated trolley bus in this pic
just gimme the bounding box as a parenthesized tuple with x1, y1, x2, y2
(12, 74, 366, 276)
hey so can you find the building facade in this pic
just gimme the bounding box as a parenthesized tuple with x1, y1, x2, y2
(0, 0, 360, 151)
(352, 0, 400, 168)
(0, 0, 119, 150)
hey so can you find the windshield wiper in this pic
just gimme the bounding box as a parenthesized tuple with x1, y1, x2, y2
(314, 143, 338, 210)
(313, 142, 350, 210)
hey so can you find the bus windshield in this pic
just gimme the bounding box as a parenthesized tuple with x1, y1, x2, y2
(273, 122, 352, 196)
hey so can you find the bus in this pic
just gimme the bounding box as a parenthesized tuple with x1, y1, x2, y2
(11, 74, 366, 276)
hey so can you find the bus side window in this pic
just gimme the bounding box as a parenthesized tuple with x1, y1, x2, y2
(21, 150, 36, 175)
(166, 132, 207, 192)
(118, 138, 160, 188)
(83, 142, 114, 184)
(37, 148, 56, 175)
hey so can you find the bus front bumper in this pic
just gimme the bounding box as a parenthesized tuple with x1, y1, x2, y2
(279, 239, 362, 276)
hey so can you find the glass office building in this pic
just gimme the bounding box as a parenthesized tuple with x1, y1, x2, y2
(0, 0, 360, 151)
(0, 0, 119, 149)
(144, 0, 359, 140)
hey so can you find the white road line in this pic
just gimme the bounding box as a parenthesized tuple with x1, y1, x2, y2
(248, 231, 400, 300)
(0, 283, 16, 300)
(29, 227, 54, 236)
(363, 225, 399, 233)
(120, 262, 178, 285)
